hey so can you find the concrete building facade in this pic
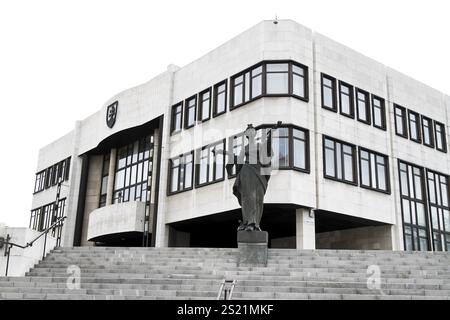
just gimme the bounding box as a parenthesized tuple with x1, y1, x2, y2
(29, 20, 450, 252)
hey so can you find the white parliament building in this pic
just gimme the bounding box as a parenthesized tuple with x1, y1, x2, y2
(29, 19, 450, 252)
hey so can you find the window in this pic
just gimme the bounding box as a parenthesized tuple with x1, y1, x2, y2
(359, 148, 389, 193)
(228, 133, 246, 178)
(198, 88, 211, 122)
(34, 170, 46, 193)
(184, 96, 197, 129)
(408, 111, 421, 143)
(196, 140, 225, 187)
(323, 136, 357, 184)
(292, 128, 307, 170)
(372, 95, 386, 130)
(422, 116, 434, 148)
(30, 198, 66, 233)
(168, 152, 194, 194)
(230, 61, 309, 109)
(356, 88, 370, 124)
(426, 170, 450, 251)
(435, 121, 447, 153)
(113, 135, 154, 204)
(321, 74, 337, 111)
(231, 65, 263, 108)
(213, 80, 227, 117)
(228, 125, 309, 175)
(292, 63, 307, 98)
(399, 161, 429, 251)
(266, 63, 289, 95)
(99, 153, 110, 208)
(33, 157, 71, 194)
(339, 81, 354, 118)
(251, 66, 263, 98)
(394, 104, 408, 138)
(171, 103, 183, 134)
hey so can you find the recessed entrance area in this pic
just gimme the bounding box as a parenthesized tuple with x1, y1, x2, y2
(314, 209, 393, 250)
(168, 205, 298, 248)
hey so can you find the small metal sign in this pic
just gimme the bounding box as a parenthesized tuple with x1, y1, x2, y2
(106, 101, 118, 128)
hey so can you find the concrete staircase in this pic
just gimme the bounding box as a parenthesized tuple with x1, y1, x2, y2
(1, 247, 450, 300)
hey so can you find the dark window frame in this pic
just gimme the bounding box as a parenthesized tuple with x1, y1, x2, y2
(195, 139, 226, 188)
(254, 124, 310, 174)
(212, 79, 227, 118)
(198, 87, 212, 122)
(434, 121, 447, 153)
(371, 95, 386, 130)
(321, 73, 337, 112)
(167, 151, 195, 196)
(230, 60, 309, 110)
(112, 135, 154, 204)
(338, 81, 354, 118)
(358, 147, 390, 194)
(421, 115, 435, 148)
(426, 169, 450, 251)
(184, 95, 197, 129)
(398, 159, 431, 251)
(408, 110, 422, 144)
(322, 135, 358, 186)
(170, 102, 183, 135)
(33, 157, 71, 194)
(355, 88, 371, 125)
(98, 153, 110, 208)
(394, 104, 408, 138)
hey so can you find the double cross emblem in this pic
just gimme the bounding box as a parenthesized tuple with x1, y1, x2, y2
(106, 101, 118, 128)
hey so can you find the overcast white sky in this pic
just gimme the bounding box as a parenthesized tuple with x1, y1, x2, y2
(0, 0, 449, 227)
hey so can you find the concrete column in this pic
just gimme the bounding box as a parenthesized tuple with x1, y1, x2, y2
(296, 208, 316, 250)
(105, 148, 117, 205)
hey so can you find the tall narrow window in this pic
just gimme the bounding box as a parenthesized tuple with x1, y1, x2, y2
(231, 75, 244, 107)
(372, 95, 386, 130)
(339, 81, 354, 118)
(213, 80, 227, 117)
(321, 74, 337, 111)
(292, 128, 307, 170)
(422, 116, 434, 148)
(168, 151, 194, 194)
(394, 104, 408, 138)
(323, 136, 357, 184)
(408, 110, 421, 143)
(398, 161, 429, 251)
(435, 121, 447, 153)
(266, 63, 289, 95)
(292, 63, 307, 99)
(359, 148, 389, 193)
(171, 102, 183, 134)
(184, 96, 197, 129)
(427, 170, 450, 251)
(272, 127, 290, 167)
(251, 66, 263, 98)
(99, 153, 110, 208)
(228, 133, 245, 178)
(198, 88, 211, 122)
(356, 88, 370, 124)
(196, 140, 225, 187)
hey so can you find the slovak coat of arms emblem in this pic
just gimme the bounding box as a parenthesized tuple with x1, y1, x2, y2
(106, 101, 118, 128)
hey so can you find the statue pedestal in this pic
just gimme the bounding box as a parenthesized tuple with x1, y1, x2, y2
(237, 231, 268, 267)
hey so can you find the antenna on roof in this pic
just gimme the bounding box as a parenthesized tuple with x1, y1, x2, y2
(273, 15, 278, 25)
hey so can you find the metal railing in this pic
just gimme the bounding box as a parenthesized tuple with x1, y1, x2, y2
(217, 279, 237, 300)
(1, 216, 66, 276)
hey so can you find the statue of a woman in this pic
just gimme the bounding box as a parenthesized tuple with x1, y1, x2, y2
(224, 122, 282, 232)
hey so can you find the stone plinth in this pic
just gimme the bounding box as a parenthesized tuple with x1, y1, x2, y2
(237, 230, 268, 267)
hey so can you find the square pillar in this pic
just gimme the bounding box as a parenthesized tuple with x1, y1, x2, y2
(296, 208, 316, 250)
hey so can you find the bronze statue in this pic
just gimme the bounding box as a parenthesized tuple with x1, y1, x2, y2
(220, 122, 282, 232)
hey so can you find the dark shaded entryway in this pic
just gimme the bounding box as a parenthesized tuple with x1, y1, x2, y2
(168, 205, 298, 248)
